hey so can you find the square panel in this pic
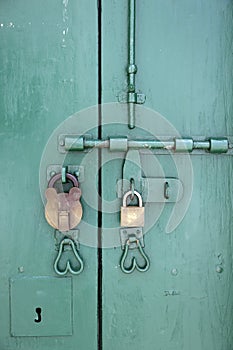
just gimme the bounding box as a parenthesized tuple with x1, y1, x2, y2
(10, 276, 72, 337)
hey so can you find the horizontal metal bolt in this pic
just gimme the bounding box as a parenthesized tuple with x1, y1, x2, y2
(109, 137, 128, 152)
(174, 138, 193, 152)
(209, 138, 228, 153)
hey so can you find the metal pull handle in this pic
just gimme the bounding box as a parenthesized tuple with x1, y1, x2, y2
(54, 238, 84, 276)
(120, 238, 150, 274)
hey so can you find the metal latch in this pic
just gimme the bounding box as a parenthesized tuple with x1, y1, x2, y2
(117, 178, 183, 203)
(58, 135, 231, 154)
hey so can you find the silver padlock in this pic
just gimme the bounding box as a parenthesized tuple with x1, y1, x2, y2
(120, 190, 145, 227)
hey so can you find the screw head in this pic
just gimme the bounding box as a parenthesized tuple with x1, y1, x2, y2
(50, 171, 56, 177)
(216, 265, 223, 273)
(171, 268, 178, 276)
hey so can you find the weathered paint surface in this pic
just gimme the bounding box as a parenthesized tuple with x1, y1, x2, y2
(101, 1, 233, 350)
(0, 1, 98, 349)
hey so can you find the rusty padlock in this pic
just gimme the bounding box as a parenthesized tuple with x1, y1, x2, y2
(121, 190, 144, 227)
(45, 173, 82, 232)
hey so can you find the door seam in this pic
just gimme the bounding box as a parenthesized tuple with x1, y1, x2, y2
(97, 1, 103, 349)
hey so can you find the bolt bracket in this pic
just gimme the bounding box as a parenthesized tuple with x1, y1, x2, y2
(118, 92, 146, 104)
(120, 227, 144, 249)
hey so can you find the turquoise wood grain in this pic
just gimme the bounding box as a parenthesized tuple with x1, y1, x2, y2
(101, 1, 233, 350)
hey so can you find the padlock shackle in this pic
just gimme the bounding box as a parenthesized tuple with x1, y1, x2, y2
(122, 190, 142, 207)
(48, 173, 79, 188)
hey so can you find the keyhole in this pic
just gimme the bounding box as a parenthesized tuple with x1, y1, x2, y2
(34, 307, 42, 323)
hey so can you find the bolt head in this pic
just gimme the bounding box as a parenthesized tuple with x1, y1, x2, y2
(171, 268, 178, 276)
(50, 171, 56, 177)
(216, 265, 223, 273)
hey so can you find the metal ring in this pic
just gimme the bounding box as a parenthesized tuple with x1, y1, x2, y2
(48, 173, 79, 188)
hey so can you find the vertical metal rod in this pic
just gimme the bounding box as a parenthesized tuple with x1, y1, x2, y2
(128, 0, 137, 129)
(129, 0, 136, 89)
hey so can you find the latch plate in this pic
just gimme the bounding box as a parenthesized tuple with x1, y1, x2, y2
(117, 178, 183, 203)
(47, 165, 84, 183)
(118, 92, 146, 104)
(120, 227, 144, 249)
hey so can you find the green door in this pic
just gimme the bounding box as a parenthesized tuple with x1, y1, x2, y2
(101, 1, 233, 349)
(0, 1, 232, 350)
(0, 1, 99, 349)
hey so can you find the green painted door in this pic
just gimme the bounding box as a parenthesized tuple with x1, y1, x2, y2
(101, 1, 233, 350)
(0, 1, 99, 349)
(0, 1, 233, 350)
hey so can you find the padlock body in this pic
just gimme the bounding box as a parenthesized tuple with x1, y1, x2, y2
(121, 206, 144, 227)
(45, 189, 82, 232)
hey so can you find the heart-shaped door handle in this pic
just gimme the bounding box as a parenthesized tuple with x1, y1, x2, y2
(120, 239, 150, 274)
(54, 238, 84, 275)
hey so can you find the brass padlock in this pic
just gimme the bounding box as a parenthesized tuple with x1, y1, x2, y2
(121, 190, 144, 227)
(45, 173, 82, 232)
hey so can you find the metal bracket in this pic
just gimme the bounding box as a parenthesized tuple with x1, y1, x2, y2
(120, 227, 144, 249)
(54, 229, 80, 249)
(58, 133, 93, 153)
(47, 164, 84, 183)
(58, 135, 231, 154)
(118, 92, 146, 104)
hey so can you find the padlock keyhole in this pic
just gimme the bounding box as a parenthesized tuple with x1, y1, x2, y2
(34, 307, 42, 323)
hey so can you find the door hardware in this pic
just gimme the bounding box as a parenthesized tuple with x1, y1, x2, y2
(119, 227, 150, 274)
(120, 227, 144, 249)
(118, 0, 146, 129)
(34, 308, 42, 323)
(54, 238, 84, 276)
(117, 178, 183, 202)
(54, 229, 80, 250)
(121, 190, 145, 227)
(120, 190, 149, 273)
(164, 182, 170, 199)
(46, 165, 84, 183)
(59, 135, 230, 154)
(45, 172, 83, 232)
